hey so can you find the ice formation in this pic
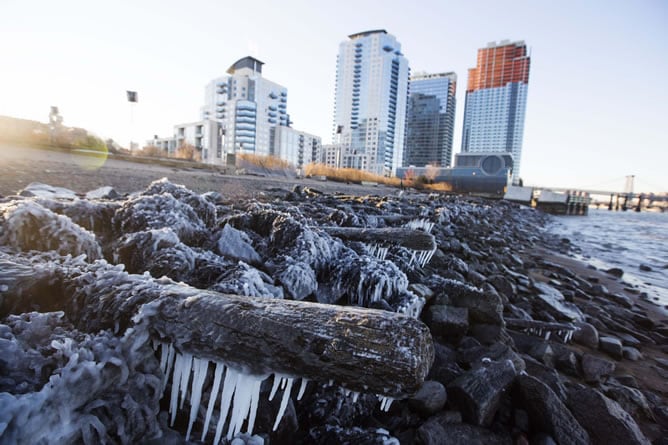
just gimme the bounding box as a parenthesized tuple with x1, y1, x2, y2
(405, 218, 434, 234)
(159, 347, 310, 444)
(0, 200, 102, 261)
(1, 180, 439, 442)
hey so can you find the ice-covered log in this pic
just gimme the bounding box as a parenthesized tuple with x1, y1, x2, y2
(145, 287, 434, 397)
(1, 254, 434, 398)
(323, 226, 437, 251)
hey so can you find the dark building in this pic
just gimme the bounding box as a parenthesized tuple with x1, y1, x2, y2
(403, 72, 457, 168)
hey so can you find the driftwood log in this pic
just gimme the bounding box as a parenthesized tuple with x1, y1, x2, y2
(322, 227, 436, 251)
(1, 254, 434, 398)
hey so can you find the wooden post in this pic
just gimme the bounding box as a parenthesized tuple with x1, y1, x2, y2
(608, 194, 614, 211)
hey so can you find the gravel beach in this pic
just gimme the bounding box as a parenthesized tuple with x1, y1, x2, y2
(1, 143, 667, 444)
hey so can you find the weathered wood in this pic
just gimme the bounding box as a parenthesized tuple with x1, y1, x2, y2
(1, 254, 434, 398)
(147, 286, 434, 397)
(323, 226, 436, 251)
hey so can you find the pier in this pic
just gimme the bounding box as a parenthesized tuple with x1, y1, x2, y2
(517, 176, 667, 214)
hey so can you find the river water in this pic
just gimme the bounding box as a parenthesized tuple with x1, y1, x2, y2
(548, 208, 668, 307)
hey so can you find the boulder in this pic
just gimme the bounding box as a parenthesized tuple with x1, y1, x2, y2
(437, 278, 504, 325)
(572, 322, 599, 349)
(217, 224, 262, 265)
(622, 347, 642, 361)
(605, 267, 624, 278)
(568, 387, 651, 445)
(523, 356, 568, 401)
(425, 305, 469, 338)
(447, 359, 517, 426)
(487, 274, 517, 300)
(86, 186, 121, 200)
(581, 354, 616, 384)
(533, 282, 584, 322)
(427, 343, 464, 385)
(515, 375, 590, 445)
(599, 336, 624, 360)
(417, 420, 512, 445)
(408, 380, 447, 416)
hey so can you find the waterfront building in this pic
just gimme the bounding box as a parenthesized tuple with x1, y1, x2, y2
(201, 56, 289, 157)
(322, 143, 344, 169)
(404, 72, 457, 168)
(271, 126, 322, 170)
(461, 40, 530, 182)
(148, 120, 223, 163)
(332, 30, 410, 176)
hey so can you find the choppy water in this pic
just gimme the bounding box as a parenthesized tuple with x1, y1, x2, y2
(549, 208, 668, 307)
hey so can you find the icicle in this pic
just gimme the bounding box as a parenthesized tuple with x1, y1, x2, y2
(159, 343, 170, 377)
(272, 377, 294, 431)
(268, 374, 282, 401)
(245, 378, 263, 435)
(227, 373, 254, 439)
(151, 338, 159, 351)
(163, 343, 176, 392)
(201, 362, 225, 442)
(213, 367, 240, 445)
(545, 331, 551, 340)
(352, 391, 360, 403)
(538, 328, 543, 337)
(186, 358, 210, 440)
(179, 353, 194, 409)
(328, 379, 334, 387)
(169, 352, 185, 426)
(297, 378, 308, 401)
(378, 395, 394, 412)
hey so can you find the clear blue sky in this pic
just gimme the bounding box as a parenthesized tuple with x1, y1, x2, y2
(1, 0, 666, 192)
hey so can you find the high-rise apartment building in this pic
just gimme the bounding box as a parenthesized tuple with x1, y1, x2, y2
(404, 72, 457, 168)
(461, 40, 530, 181)
(201, 56, 289, 156)
(332, 30, 409, 176)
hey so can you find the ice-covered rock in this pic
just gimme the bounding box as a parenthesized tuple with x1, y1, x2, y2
(19, 182, 78, 199)
(0, 200, 102, 260)
(217, 224, 262, 265)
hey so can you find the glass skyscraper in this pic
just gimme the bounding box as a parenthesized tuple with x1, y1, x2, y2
(404, 72, 457, 168)
(461, 40, 530, 182)
(332, 30, 409, 176)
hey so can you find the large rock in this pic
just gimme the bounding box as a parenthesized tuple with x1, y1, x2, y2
(599, 336, 623, 360)
(416, 420, 512, 445)
(515, 375, 590, 445)
(425, 305, 469, 338)
(568, 387, 651, 445)
(447, 359, 517, 426)
(581, 354, 615, 384)
(217, 223, 262, 265)
(436, 278, 504, 325)
(533, 282, 584, 322)
(573, 321, 599, 349)
(408, 380, 447, 416)
(427, 343, 464, 385)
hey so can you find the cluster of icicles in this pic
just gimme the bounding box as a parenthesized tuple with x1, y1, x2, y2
(154, 342, 393, 444)
(366, 218, 437, 268)
(521, 326, 575, 343)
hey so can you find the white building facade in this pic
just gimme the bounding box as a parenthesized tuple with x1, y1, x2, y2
(332, 30, 410, 176)
(271, 126, 322, 169)
(201, 56, 288, 157)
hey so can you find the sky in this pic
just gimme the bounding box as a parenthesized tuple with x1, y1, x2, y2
(1, 0, 667, 193)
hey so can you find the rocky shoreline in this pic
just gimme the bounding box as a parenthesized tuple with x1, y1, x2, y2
(1, 146, 667, 444)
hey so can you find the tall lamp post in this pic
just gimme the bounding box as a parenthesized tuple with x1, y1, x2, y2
(127, 90, 138, 152)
